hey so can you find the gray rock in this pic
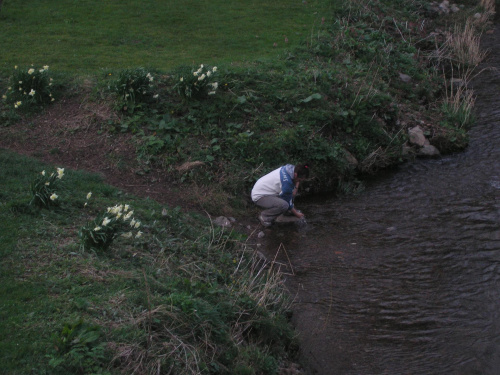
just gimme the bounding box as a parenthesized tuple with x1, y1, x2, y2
(408, 126, 427, 147)
(399, 72, 412, 83)
(418, 144, 441, 157)
(213, 216, 232, 228)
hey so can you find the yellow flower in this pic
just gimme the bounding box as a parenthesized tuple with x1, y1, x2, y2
(50, 193, 58, 201)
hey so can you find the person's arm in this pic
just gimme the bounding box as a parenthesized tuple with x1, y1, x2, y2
(292, 182, 300, 197)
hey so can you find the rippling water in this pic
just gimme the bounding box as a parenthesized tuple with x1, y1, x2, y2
(262, 27, 500, 375)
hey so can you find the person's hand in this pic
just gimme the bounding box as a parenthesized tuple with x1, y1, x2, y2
(293, 209, 304, 219)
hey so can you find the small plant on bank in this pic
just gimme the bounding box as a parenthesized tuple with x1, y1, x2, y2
(78, 202, 142, 251)
(47, 319, 110, 375)
(2, 65, 55, 112)
(113, 67, 157, 113)
(29, 167, 65, 208)
(175, 64, 218, 100)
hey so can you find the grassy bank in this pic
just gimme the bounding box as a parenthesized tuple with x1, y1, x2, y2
(0, 0, 496, 373)
(0, 150, 296, 374)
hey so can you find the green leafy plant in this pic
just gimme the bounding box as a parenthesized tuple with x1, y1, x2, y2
(48, 319, 110, 375)
(78, 202, 142, 251)
(113, 67, 157, 112)
(175, 64, 218, 100)
(29, 167, 65, 208)
(2, 64, 55, 111)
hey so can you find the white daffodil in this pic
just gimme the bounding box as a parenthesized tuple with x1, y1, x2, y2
(14, 101, 22, 108)
(207, 71, 211, 77)
(198, 74, 206, 81)
(208, 91, 216, 95)
(212, 66, 217, 72)
(29, 89, 35, 96)
(124, 204, 129, 212)
(134, 221, 141, 228)
(43, 65, 49, 70)
(56, 167, 64, 179)
(135, 231, 143, 238)
(50, 193, 58, 201)
(41, 170, 46, 176)
(102, 217, 111, 226)
(94, 226, 102, 231)
(86, 192, 92, 200)
(28, 68, 35, 74)
(130, 219, 136, 227)
(180, 77, 184, 82)
(121, 232, 133, 238)
(124, 211, 134, 220)
(45, 182, 50, 186)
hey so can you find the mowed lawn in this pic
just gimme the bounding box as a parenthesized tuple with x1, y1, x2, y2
(0, 0, 332, 74)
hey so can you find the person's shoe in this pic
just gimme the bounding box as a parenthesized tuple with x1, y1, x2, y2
(258, 215, 272, 227)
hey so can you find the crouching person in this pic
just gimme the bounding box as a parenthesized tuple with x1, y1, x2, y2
(251, 163, 310, 227)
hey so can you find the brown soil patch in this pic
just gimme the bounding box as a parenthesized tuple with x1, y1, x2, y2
(0, 94, 197, 210)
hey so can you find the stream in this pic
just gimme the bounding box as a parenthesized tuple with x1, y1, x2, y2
(261, 23, 500, 375)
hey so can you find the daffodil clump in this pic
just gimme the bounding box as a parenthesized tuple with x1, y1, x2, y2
(113, 67, 157, 112)
(2, 65, 55, 111)
(176, 64, 218, 100)
(29, 167, 65, 208)
(78, 202, 143, 251)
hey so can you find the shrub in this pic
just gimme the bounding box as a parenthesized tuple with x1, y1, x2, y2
(113, 67, 157, 112)
(78, 202, 142, 251)
(29, 167, 65, 208)
(2, 64, 55, 111)
(175, 64, 219, 100)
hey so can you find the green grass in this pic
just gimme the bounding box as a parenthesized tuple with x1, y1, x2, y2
(0, 0, 332, 74)
(0, 150, 296, 374)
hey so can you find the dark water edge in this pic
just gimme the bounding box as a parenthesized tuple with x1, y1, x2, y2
(260, 24, 500, 375)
